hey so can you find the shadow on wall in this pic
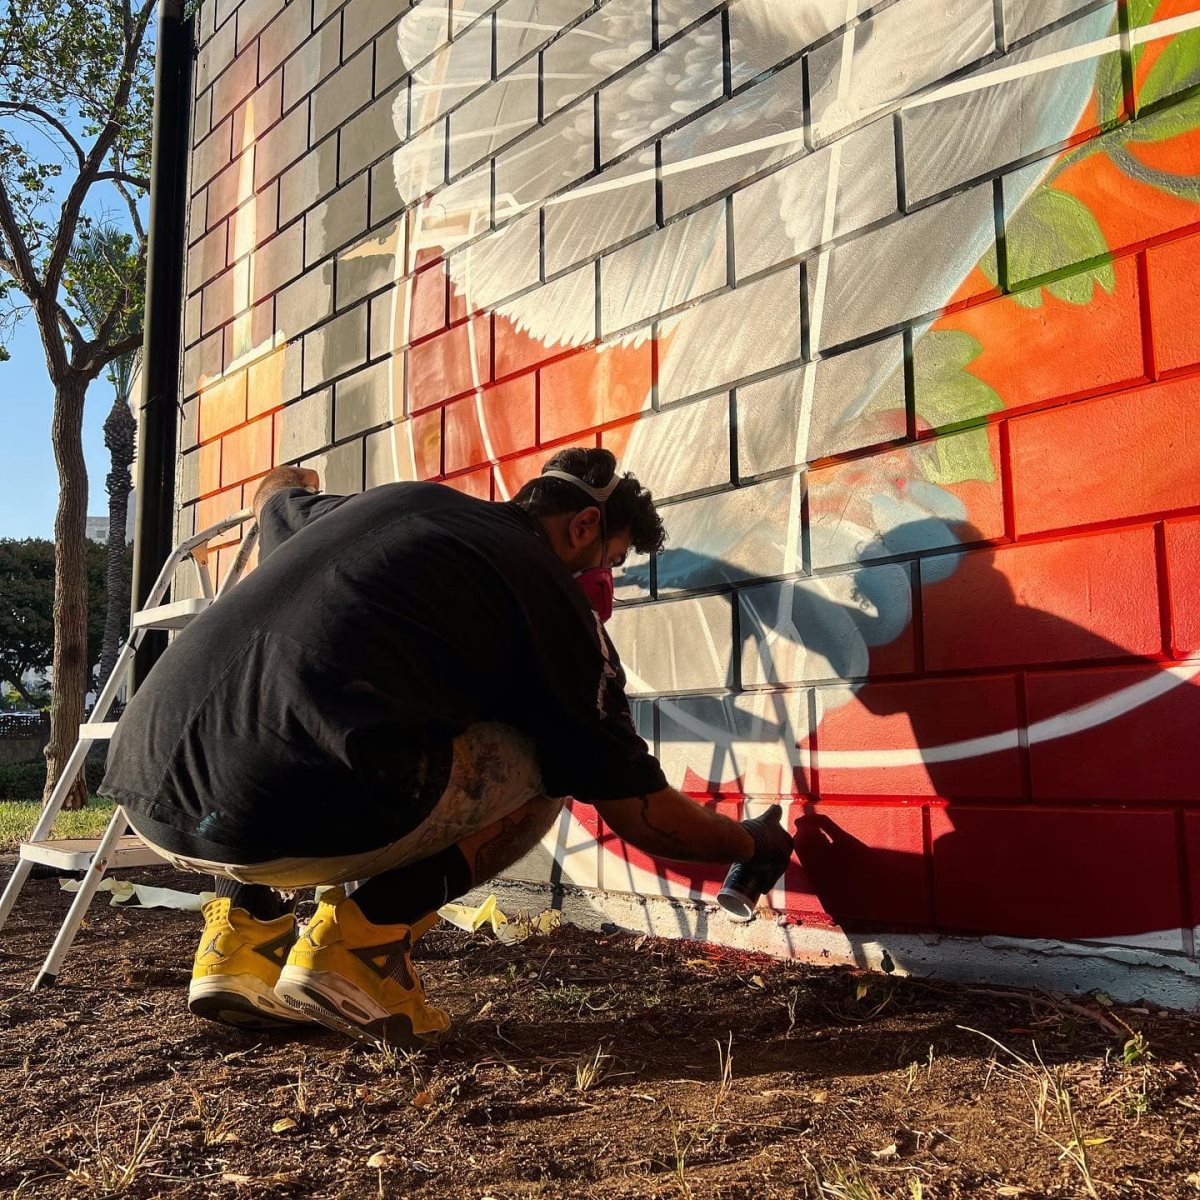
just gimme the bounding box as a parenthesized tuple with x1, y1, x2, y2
(610, 520, 1195, 950)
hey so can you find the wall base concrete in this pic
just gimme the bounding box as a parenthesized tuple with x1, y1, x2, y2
(469, 880, 1200, 1013)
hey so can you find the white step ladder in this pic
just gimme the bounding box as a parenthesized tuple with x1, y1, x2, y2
(0, 508, 259, 989)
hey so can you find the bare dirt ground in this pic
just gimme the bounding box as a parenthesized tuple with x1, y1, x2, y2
(1, 868, 1198, 1199)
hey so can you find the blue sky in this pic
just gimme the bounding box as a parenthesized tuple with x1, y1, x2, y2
(0, 313, 115, 540)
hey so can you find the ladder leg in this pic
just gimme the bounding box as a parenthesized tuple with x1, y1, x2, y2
(0, 736, 96, 938)
(32, 807, 128, 990)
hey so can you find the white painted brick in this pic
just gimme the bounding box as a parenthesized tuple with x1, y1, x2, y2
(657, 689, 812, 798)
(415, 163, 491, 255)
(808, 0, 996, 145)
(450, 211, 541, 311)
(902, 5, 1117, 205)
(495, 0, 590, 73)
(656, 476, 797, 593)
(493, 100, 594, 211)
(544, 148, 657, 275)
(196, 12, 236, 93)
(737, 335, 906, 478)
(739, 563, 915, 685)
(598, 16, 724, 163)
(397, 0, 452, 74)
(733, 115, 896, 281)
(212, 43, 260, 126)
(283, 18, 341, 112)
(614, 392, 731, 500)
(448, 67, 538, 177)
(344, 0, 406, 58)
(728, 0, 866, 87)
(236, 0, 286, 53)
(392, 117, 449, 206)
(193, 117, 232, 189)
(258, 0, 313, 78)
(606, 594, 734, 695)
(807, 185, 994, 352)
(409, 16, 493, 130)
(229, 182, 280, 263)
(542, 0, 652, 114)
(600, 201, 728, 337)
(365, 415, 416, 486)
(656, 0, 724, 41)
(658, 268, 802, 405)
(660, 57, 804, 221)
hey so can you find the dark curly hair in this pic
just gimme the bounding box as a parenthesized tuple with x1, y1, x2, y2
(513, 448, 667, 555)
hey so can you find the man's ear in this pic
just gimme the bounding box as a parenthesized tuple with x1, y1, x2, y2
(567, 505, 602, 547)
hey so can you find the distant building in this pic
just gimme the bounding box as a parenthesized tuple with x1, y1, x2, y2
(85, 503, 136, 545)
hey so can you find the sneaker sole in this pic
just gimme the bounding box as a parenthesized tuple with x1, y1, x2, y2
(188, 973, 313, 1031)
(274, 967, 442, 1049)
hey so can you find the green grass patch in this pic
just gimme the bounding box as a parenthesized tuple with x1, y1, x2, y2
(0, 798, 116, 852)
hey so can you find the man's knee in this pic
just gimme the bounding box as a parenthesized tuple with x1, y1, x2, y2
(466, 793, 565, 884)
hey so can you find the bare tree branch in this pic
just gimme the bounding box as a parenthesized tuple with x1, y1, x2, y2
(0, 99, 86, 165)
(94, 170, 151, 191)
(113, 176, 147, 243)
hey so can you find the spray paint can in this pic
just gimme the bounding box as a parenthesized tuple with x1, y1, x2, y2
(716, 803, 790, 922)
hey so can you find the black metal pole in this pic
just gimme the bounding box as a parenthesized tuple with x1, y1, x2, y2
(131, 0, 193, 689)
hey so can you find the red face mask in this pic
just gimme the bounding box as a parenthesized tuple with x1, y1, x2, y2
(575, 565, 614, 623)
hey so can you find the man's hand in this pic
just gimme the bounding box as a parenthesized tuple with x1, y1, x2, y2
(251, 466, 321, 521)
(730, 803, 795, 897)
(601, 788, 755, 864)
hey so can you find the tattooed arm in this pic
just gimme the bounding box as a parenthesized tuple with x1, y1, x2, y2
(601, 788, 755, 864)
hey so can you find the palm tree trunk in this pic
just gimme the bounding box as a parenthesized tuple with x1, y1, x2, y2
(97, 389, 136, 691)
(44, 373, 91, 811)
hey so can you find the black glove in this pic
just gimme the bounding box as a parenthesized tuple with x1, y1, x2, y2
(732, 803, 795, 894)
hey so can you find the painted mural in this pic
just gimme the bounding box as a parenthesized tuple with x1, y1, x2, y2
(180, 0, 1200, 997)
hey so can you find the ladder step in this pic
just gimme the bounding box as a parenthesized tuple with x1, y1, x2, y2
(20, 835, 166, 872)
(80, 722, 119, 741)
(132, 597, 211, 631)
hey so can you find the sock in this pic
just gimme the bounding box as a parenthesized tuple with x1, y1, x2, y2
(212, 877, 295, 922)
(351, 844, 473, 926)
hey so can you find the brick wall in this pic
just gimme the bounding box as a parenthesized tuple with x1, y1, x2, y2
(179, 0, 1200, 985)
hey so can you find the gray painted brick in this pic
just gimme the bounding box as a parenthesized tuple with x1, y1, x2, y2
(178, 397, 199, 454)
(305, 173, 370, 267)
(391, 118, 448, 206)
(808, 184, 994, 352)
(193, 87, 213, 145)
(335, 359, 392, 438)
(615, 392, 731, 500)
(371, 156, 406, 226)
(212, 43, 260, 126)
(312, 47, 374, 143)
(808, 0, 995, 145)
(415, 162, 490, 254)
(903, 6, 1117, 205)
(178, 448, 201, 505)
(225, 298, 274, 367)
(185, 292, 203, 348)
(337, 219, 406, 309)
(344, 0, 406, 58)
(196, 0, 217, 47)
(376, 21, 407, 93)
(544, 149, 657, 276)
(253, 101, 310, 190)
(303, 437, 365, 493)
(207, 154, 247, 227)
(279, 140, 340, 227)
(341, 91, 407, 181)
(656, 476, 796, 593)
(600, 202, 728, 337)
(448, 69, 538, 177)
(737, 335, 906, 478)
(495, 0, 590, 73)
(283, 17, 342, 112)
(660, 58, 805, 221)
(606, 594, 733, 695)
(410, 18, 492, 131)
(739, 564, 915, 685)
(183, 331, 224, 399)
(258, 0, 314, 78)
(598, 16, 724, 163)
(277, 261, 336, 338)
(188, 223, 228, 293)
(276, 388, 334, 462)
(451, 0, 503, 37)
(314, 0, 349, 26)
(369, 287, 404, 360)
(251, 221, 305, 303)
(233, 71, 284, 151)
(397, 0, 451, 70)
(733, 115, 896, 281)
(303, 305, 369, 388)
(658, 269, 803, 406)
(543, 0, 652, 115)
(365, 420, 414, 487)
(190, 190, 208, 239)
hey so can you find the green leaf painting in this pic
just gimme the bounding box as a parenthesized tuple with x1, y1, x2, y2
(922, 428, 996, 487)
(1136, 26, 1200, 115)
(996, 188, 1116, 308)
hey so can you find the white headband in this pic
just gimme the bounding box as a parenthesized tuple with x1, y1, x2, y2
(541, 468, 620, 504)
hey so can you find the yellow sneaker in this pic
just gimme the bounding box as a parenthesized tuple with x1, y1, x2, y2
(274, 888, 449, 1048)
(188, 897, 310, 1030)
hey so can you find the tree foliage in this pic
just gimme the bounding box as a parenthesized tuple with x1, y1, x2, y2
(0, 538, 110, 706)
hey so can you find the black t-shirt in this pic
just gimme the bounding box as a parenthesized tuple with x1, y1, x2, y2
(100, 482, 665, 862)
